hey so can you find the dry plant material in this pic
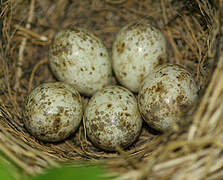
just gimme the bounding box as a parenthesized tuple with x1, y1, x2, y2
(28, 58, 48, 93)
(14, 0, 35, 90)
(0, 0, 222, 179)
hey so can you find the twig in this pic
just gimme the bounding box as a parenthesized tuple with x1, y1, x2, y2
(14, 0, 35, 90)
(161, 0, 181, 64)
(105, 0, 128, 5)
(15, 24, 48, 41)
(3, 58, 21, 118)
(28, 58, 48, 93)
(115, 146, 141, 170)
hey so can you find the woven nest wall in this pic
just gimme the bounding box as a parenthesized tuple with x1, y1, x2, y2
(0, 0, 223, 179)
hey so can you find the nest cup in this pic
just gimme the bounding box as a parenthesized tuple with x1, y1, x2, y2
(1, 0, 222, 179)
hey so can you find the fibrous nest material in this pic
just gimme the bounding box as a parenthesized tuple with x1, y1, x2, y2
(0, 0, 223, 179)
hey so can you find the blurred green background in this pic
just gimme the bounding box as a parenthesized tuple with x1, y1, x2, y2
(0, 153, 110, 180)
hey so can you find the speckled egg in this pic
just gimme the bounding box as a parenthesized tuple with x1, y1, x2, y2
(49, 29, 112, 96)
(112, 20, 167, 92)
(138, 64, 198, 132)
(84, 85, 142, 151)
(23, 82, 83, 142)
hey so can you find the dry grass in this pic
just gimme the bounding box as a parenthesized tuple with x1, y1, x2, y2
(0, 0, 223, 179)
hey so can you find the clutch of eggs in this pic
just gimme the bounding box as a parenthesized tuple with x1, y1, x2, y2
(23, 82, 83, 142)
(138, 64, 198, 132)
(112, 20, 167, 92)
(49, 28, 112, 96)
(23, 20, 198, 150)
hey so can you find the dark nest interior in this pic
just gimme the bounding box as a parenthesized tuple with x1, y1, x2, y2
(1, 0, 223, 179)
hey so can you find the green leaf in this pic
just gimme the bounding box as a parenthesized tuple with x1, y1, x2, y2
(0, 156, 16, 180)
(0, 167, 14, 180)
(0, 152, 27, 180)
(32, 165, 110, 180)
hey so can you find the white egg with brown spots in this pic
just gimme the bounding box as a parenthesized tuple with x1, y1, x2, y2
(84, 85, 142, 151)
(23, 82, 83, 142)
(49, 29, 112, 96)
(138, 64, 198, 132)
(112, 20, 167, 92)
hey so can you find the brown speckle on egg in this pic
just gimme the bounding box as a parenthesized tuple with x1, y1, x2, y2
(23, 82, 83, 142)
(112, 20, 167, 92)
(84, 85, 142, 151)
(138, 64, 198, 132)
(49, 29, 112, 96)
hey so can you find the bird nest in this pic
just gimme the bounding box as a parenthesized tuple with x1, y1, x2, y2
(1, 0, 223, 179)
